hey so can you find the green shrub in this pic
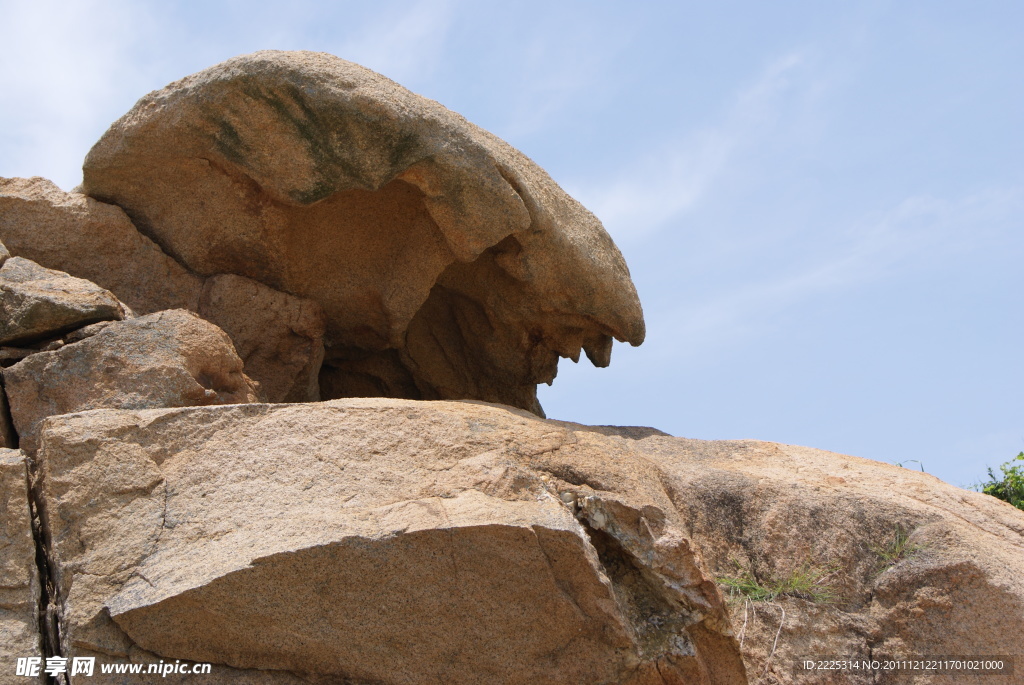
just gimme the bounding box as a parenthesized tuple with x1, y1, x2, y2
(978, 452, 1024, 511)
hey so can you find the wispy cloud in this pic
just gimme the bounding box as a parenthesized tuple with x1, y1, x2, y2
(0, 0, 158, 189)
(334, 0, 456, 86)
(655, 186, 1024, 359)
(573, 52, 806, 243)
(495, 17, 631, 141)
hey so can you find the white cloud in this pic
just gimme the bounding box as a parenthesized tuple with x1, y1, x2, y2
(653, 185, 1024, 360)
(573, 52, 806, 243)
(0, 0, 159, 189)
(334, 0, 455, 86)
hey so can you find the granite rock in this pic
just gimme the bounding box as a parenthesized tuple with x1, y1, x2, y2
(0, 177, 203, 315)
(0, 257, 127, 347)
(81, 51, 645, 414)
(0, 449, 44, 684)
(3, 310, 258, 453)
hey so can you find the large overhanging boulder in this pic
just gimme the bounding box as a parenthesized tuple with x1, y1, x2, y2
(81, 51, 645, 415)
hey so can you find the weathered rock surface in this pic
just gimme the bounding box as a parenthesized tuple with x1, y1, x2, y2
(0, 387, 15, 449)
(197, 274, 324, 403)
(81, 51, 645, 414)
(0, 239, 9, 267)
(0, 177, 203, 315)
(0, 179, 325, 403)
(36, 399, 741, 684)
(559, 437, 1024, 684)
(0, 449, 43, 684)
(0, 257, 127, 346)
(3, 310, 258, 453)
(31, 398, 1024, 684)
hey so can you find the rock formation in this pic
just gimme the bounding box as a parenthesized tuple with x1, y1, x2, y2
(0, 449, 43, 684)
(0, 51, 1021, 685)
(0, 179, 324, 404)
(0, 178, 202, 316)
(80, 50, 646, 415)
(26, 399, 1024, 684)
(3, 310, 258, 453)
(0, 257, 127, 347)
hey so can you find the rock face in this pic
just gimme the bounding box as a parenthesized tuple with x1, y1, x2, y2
(29, 398, 1024, 684)
(0, 179, 324, 404)
(197, 274, 324, 403)
(571, 437, 1024, 684)
(0, 257, 127, 346)
(0, 177, 203, 315)
(81, 50, 646, 414)
(0, 449, 43, 684)
(36, 399, 743, 684)
(3, 310, 258, 452)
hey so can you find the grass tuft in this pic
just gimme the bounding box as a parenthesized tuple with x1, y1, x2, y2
(718, 559, 839, 604)
(870, 524, 924, 570)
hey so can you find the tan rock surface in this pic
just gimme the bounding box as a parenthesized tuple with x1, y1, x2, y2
(81, 51, 645, 414)
(197, 274, 324, 402)
(0, 257, 127, 346)
(0, 178, 325, 405)
(0, 387, 15, 449)
(37, 399, 741, 684)
(3, 310, 257, 453)
(637, 439, 1024, 684)
(0, 448, 43, 684)
(32, 398, 1024, 684)
(0, 177, 203, 315)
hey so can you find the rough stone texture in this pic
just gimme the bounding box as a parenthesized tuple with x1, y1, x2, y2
(0, 385, 15, 449)
(198, 274, 324, 402)
(37, 399, 743, 685)
(0, 177, 203, 315)
(3, 310, 258, 453)
(0, 257, 127, 346)
(641, 440, 1024, 685)
(81, 51, 646, 414)
(0, 178, 326, 403)
(31, 398, 1024, 684)
(0, 448, 44, 684)
(0, 239, 9, 267)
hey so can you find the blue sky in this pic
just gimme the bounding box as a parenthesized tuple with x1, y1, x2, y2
(1, 1, 1021, 488)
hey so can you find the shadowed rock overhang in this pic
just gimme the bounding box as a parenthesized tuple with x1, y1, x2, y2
(81, 50, 646, 416)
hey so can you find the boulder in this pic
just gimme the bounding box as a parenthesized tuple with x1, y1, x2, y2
(0, 257, 127, 346)
(0, 449, 44, 683)
(0, 239, 9, 267)
(36, 399, 743, 684)
(31, 398, 1024, 683)
(80, 51, 645, 414)
(3, 310, 258, 453)
(637, 440, 1024, 683)
(0, 178, 324, 405)
(0, 177, 203, 315)
(197, 274, 324, 403)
